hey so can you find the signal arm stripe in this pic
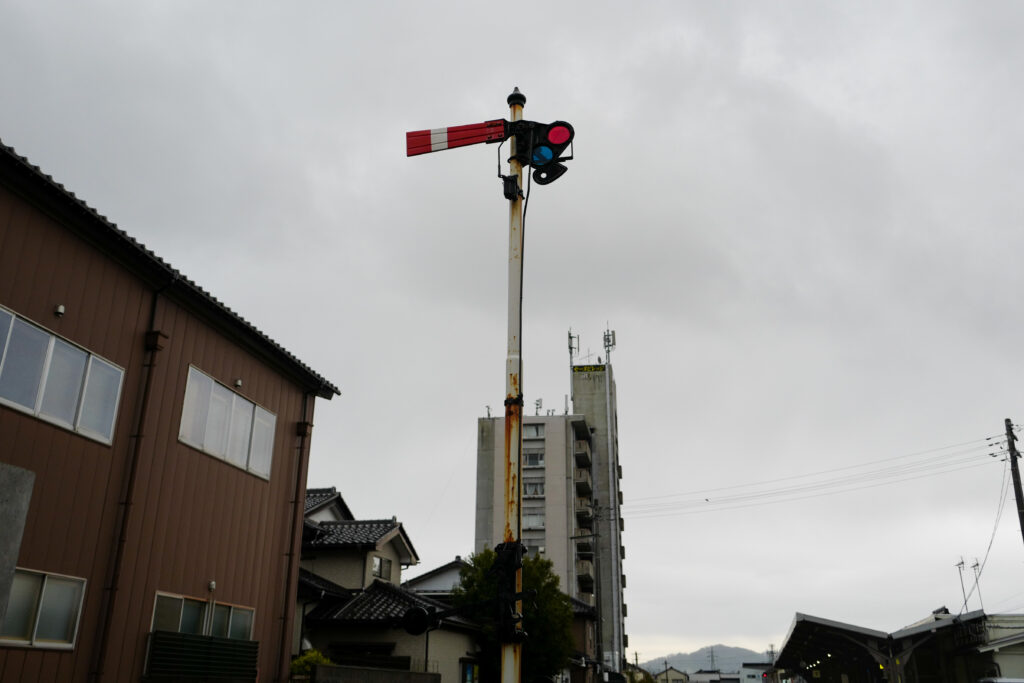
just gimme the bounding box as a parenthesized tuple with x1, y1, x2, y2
(430, 129, 449, 152)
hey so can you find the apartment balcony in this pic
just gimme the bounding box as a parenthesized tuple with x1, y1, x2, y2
(575, 592, 595, 608)
(574, 440, 592, 468)
(576, 559, 594, 591)
(574, 468, 592, 496)
(574, 530, 593, 553)
(575, 499, 593, 528)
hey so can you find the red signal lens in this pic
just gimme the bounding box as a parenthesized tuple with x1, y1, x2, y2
(547, 126, 571, 145)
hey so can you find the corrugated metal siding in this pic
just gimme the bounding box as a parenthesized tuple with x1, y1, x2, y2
(0, 171, 314, 681)
(0, 183, 146, 682)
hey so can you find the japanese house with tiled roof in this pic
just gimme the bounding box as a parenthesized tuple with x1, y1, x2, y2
(0, 140, 338, 682)
(297, 489, 480, 683)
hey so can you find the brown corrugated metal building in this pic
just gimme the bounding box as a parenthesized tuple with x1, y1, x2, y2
(0, 140, 339, 682)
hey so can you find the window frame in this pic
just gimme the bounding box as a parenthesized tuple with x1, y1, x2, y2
(523, 479, 545, 497)
(522, 509, 546, 530)
(0, 568, 87, 650)
(371, 555, 393, 581)
(178, 366, 277, 480)
(523, 450, 545, 468)
(0, 307, 124, 444)
(151, 591, 255, 641)
(523, 423, 544, 439)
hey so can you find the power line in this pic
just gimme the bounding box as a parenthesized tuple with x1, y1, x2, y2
(959, 456, 1013, 615)
(624, 435, 1005, 518)
(629, 435, 1001, 504)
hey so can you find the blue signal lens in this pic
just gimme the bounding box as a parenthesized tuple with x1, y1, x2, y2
(532, 145, 554, 166)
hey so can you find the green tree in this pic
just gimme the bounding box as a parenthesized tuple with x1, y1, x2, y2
(453, 548, 575, 683)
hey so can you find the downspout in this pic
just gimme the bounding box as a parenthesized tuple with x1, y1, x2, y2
(276, 391, 315, 681)
(90, 278, 172, 682)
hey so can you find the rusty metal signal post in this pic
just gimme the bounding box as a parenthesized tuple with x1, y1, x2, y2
(406, 89, 574, 683)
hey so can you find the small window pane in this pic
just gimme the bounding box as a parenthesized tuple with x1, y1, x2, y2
(211, 604, 231, 638)
(204, 383, 233, 457)
(0, 318, 49, 409)
(179, 599, 206, 635)
(0, 309, 12, 365)
(153, 595, 183, 632)
(226, 399, 253, 468)
(78, 357, 122, 441)
(179, 368, 212, 448)
(35, 576, 83, 642)
(524, 424, 544, 438)
(0, 570, 43, 639)
(39, 339, 87, 426)
(228, 608, 253, 640)
(249, 407, 275, 477)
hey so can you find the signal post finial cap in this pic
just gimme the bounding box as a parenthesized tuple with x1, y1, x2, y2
(507, 87, 526, 107)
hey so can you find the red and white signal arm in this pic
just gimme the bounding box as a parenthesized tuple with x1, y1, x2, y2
(406, 119, 507, 156)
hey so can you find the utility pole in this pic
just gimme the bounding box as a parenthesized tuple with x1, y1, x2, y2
(1005, 418, 1024, 549)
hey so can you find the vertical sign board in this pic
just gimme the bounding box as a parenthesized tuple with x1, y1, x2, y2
(0, 462, 34, 624)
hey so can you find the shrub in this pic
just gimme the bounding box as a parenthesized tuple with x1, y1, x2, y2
(290, 649, 335, 677)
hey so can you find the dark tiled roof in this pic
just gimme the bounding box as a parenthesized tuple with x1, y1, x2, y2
(307, 580, 476, 630)
(402, 557, 469, 590)
(305, 520, 399, 548)
(305, 487, 339, 513)
(298, 568, 350, 600)
(0, 140, 339, 398)
(304, 487, 355, 519)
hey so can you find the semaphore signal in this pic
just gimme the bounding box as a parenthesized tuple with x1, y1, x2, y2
(406, 117, 575, 185)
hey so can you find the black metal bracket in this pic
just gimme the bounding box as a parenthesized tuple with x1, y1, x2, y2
(501, 174, 522, 201)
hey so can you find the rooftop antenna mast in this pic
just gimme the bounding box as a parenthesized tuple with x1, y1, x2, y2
(971, 558, 985, 612)
(603, 326, 616, 363)
(568, 329, 579, 411)
(956, 557, 969, 611)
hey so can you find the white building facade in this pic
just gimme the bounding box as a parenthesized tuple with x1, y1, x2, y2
(474, 361, 626, 672)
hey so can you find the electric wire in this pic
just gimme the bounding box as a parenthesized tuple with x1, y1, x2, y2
(958, 456, 1012, 615)
(627, 446, 998, 513)
(627, 458, 999, 518)
(624, 435, 1006, 518)
(630, 435, 1001, 503)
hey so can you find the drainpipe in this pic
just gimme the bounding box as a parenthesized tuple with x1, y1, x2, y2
(276, 391, 315, 681)
(90, 280, 171, 682)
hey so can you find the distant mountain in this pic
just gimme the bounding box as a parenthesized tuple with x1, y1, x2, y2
(641, 645, 770, 674)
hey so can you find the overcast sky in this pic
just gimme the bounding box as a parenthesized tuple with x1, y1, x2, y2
(5, 0, 1024, 663)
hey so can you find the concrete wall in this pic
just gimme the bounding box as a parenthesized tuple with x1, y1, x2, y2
(572, 364, 626, 670)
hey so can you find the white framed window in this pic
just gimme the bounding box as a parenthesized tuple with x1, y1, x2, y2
(0, 307, 124, 443)
(152, 592, 254, 640)
(179, 366, 277, 479)
(523, 479, 545, 497)
(524, 450, 544, 467)
(372, 556, 393, 580)
(0, 568, 86, 649)
(523, 423, 544, 439)
(522, 510, 545, 529)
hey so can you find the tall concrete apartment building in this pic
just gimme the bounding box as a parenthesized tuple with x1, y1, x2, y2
(475, 357, 626, 672)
